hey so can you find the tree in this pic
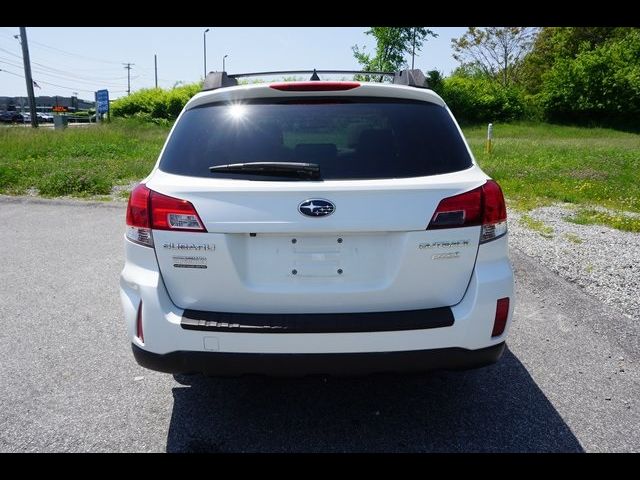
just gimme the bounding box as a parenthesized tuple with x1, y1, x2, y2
(425, 70, 444, 94)
(352, 27, 437, 80)
(451, 27, 538, 87)
(520, 27, 632, 94)
(539, 29, 640, 127)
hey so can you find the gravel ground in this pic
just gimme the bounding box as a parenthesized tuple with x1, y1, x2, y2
(508, 204, 640, 322)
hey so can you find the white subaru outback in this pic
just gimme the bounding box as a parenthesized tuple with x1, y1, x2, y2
(120, 69, 514, 375)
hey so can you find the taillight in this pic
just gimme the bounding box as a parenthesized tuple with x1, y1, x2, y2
(125, 184, 206, 247)
(269, 81, 361, 91)
(126, 184, 153, 246)
(479, 180, 507, 243)
(427, 186, 482, 229)
(427, 180, 507, 243)
(149, 190, 206, 232)
(492, 297, 510, 337)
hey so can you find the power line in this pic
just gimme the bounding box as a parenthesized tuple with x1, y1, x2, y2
(0, 41, 128, 82)
(26, 38, 122, 65)
(27, 79, 97, 94)
(0, 67, 24, 77)
(0, 45, 22, 59)
(1, 38, 133, 86)
(0, 57, 25, 68)
(2, 35, 174, 94)
(0, 59, 128, 88)
(30, 60, 131, 82)
(0, 66, 101, 94)
(0, 40, 133, 88)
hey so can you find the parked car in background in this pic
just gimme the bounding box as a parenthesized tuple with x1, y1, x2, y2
(0, 111, 23, 123)
(37, 112, 54, 123)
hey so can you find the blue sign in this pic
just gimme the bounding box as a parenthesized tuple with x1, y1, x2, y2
(96, 89, 109, 114)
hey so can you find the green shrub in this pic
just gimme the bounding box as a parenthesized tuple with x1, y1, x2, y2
(111, 82, 201, 122)
(539, 30, 640, 128)
(37, 170, 113, 196)
(439, 76, 526, 124)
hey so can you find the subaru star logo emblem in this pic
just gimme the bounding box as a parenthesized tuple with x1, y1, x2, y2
(298, 199, 335, 217)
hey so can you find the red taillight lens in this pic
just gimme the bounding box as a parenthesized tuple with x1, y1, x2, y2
(125, 184, 206, 247)
(492, 297, 510, 337)
(136, 300, 144, 343)
(126, 183, 151, 228)
(427, 180, 508, 243)
(126, 184, 153, 246)
(481, 180, 507, 225)
(480, 180, 507, 243)
(149, 190, 206, 232)
(427, 186, 482, 229)
(269, 81, 361, 91)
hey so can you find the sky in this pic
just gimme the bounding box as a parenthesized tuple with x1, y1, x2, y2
(0, 27, 467, 101)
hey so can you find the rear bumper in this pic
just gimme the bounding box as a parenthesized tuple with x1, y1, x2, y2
(120, 234, 514, 361)
(132, 341, 505, 376)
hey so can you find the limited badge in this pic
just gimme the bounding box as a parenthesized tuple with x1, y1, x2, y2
(431, 252, 461, 260)
(172, 256, 208, 269)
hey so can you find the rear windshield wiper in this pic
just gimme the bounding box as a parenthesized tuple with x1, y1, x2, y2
(209, 162, 321, 180)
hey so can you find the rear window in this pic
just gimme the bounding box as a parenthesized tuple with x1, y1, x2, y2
(159, 97, 472, 180)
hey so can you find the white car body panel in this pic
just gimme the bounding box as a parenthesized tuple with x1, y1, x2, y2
(147, 165, 489, 313)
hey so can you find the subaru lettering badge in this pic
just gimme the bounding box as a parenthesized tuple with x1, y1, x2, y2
(298, 199, 335, 217)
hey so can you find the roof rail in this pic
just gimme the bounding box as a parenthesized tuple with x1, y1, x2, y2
(392, 69, 428, 88)
(202, 69, 427, 91)
(202, 71, 239, 91)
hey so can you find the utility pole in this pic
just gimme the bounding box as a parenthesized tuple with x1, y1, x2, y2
(203, 28, 210, 78)
(123, 63, 134, 95)
(154, 54, 158, 88)
(411, 27, 416, 70)
(19, 27, 38, 128)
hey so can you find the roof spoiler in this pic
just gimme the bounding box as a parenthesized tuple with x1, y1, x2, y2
(202, 69, 428, 91)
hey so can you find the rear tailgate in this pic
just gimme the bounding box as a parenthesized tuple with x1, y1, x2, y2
(149, 172, 486, 314)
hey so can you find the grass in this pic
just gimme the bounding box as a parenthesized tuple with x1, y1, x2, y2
(567, 208, 640, 233)
(463, 122, 640, 214)
(519, 214, 554, 238)
(1, 119, 639, 234)
(0, 118, 169, 197)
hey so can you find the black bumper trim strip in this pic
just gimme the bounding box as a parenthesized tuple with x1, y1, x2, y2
(180, 307, 454, 333)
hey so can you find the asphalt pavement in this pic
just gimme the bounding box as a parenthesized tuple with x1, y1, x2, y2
(0, 196, 638, 452)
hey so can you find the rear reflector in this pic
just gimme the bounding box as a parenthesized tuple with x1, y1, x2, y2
(136, 300, 144, 343)
(125, 184, 207, 247)
(427, 180, 507, 243)
(270, 81, 361, 91)
(492, 297, 510, 337)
